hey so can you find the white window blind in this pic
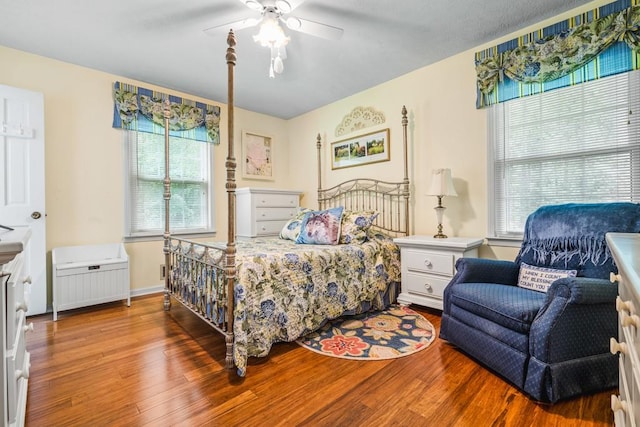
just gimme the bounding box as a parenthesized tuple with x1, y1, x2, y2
(124, 131, 215, 238)
(488, 69, 640, 239)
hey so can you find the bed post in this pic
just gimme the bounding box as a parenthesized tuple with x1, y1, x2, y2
(224, 29, 237, 371)
(401, 105, 410, 234)
(163, 99, 172, 311)
(316, 133, 322, 209)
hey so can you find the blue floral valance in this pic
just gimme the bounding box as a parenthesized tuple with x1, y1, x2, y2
(112, 81, 221, 144)
(476, 0, 640, 108)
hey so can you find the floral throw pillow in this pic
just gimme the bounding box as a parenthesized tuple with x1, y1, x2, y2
(279, 208, 313, 241)
(295, 206, 345, 245)
(339, 210, 379, 244)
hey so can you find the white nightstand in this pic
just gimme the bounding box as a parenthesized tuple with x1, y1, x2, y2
(393, 235, 484, 310)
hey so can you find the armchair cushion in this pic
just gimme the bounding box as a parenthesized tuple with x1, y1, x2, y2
(448, 283, 545, 334)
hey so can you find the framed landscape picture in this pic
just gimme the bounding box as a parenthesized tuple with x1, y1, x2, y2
(242, 130, 274, 180)
(331, 128, 390, 170)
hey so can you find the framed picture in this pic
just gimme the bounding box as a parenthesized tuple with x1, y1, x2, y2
(242, 130, 274, 180)
(331, 128, 390, 170)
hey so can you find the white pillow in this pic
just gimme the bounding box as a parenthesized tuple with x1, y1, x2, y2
(517, 262, 577, 293)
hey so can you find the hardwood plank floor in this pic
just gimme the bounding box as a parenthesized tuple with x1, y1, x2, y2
(25, 294, 613, 426)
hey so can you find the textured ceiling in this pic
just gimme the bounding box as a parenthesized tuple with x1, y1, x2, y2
(0, 0, 592, 119)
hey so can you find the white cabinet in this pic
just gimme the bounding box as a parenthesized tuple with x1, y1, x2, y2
(0, 227, 32, 427)
(607, 233, 640, 427)
(393, 236, 483, 310)
(236, 188, 302, 238)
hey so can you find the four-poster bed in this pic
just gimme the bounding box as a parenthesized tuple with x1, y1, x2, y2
(162, 30, 411, 376)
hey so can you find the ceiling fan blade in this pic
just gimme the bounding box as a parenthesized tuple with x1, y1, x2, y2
(284, 16, 343, 40)
(237, 0, 264, 12)
(203, 17, 261, 36)
(275, 0, 306, 13)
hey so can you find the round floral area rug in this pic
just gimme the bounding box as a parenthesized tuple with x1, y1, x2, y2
(296, 305, 436, 360)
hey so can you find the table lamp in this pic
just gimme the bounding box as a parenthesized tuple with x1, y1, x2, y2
(426, 168, 457, 238)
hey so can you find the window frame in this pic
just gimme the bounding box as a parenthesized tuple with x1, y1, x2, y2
(123, 130, 216, 242)
(487, 70, 640, 243)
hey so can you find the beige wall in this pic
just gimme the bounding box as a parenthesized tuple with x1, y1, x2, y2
(0, 0, 611, 304)
(0, 45, 289, 298)
(287, 0, 611, 260)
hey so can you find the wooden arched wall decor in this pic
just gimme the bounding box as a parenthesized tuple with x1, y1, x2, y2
(335, 106, 386, 137)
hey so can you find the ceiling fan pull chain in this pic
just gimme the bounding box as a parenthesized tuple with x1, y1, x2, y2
(269, 57, 275, 79)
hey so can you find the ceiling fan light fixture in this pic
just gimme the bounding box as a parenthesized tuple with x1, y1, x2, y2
(253, 17, 290, 48)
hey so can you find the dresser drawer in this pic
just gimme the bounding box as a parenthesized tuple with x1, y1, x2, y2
(255, 194, 299, 208)
(402, 270, 450, 300)
(402, 249, 454, 276)
(4, 253, 27, 351)
(255, 220, 288, 236)
(255, 207, 298, 221)
(7, 312, 29, 425)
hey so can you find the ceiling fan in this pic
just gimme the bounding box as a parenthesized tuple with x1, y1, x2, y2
(204, 0, 344, 77)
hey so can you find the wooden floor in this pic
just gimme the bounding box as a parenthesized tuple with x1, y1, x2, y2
(25, 294, 613, 426)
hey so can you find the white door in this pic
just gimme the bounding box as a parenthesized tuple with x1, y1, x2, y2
(0, 85, 46, 316)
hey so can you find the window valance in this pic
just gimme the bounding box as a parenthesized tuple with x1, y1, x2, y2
(476, 0, 640, 108)
(112, 81, 221, 144)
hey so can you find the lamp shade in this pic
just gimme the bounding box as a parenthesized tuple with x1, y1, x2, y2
(426, 168, 457, 197)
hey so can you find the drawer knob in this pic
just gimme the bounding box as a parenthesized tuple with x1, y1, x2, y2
(423, 259, 433, 268)
(424, 284, 432, 292)
(621, 312, 640, 328)
(611, 394, 629, 413)
(610, 337, 628, 355)
(24, 322, 34, 333)
(23, 275, 32, 284)
(616, 296, 635, 314)
(15, 365, 29, 381)
(610, 272, 622, 283)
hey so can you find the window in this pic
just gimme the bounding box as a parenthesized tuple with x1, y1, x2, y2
(124, 131, 215, 239)
(488, 70, 640, 239)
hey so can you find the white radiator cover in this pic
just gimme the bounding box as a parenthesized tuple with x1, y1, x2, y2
(52, 243, 130, 321)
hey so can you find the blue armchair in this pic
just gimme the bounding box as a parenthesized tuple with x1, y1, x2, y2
(440, 202, 640, 403)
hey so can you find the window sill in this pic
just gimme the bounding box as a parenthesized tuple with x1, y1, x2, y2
(485, 236, 522, 248)
(124, 230, 217, 243)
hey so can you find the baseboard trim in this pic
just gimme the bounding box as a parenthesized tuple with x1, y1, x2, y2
(131, 285, 164, 297)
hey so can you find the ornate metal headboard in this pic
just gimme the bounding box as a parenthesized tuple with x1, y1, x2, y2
(316, 106, 410, 237)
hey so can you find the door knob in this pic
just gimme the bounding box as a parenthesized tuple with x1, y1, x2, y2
(31, 211, 42, 219)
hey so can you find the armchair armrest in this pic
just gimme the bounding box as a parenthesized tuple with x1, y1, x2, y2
(546, 277, 618, 305)
(451, 258, 520, 286)
(530, 277, 617, 363)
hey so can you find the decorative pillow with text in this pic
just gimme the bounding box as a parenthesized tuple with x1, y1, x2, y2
(517, 262, 577, 293)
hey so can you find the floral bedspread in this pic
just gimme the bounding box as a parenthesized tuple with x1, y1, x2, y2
(231, 234, 401, 376)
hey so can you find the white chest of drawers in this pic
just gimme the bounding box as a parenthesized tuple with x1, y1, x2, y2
(236, 188, 302, 238)
(0, 227, 32, 427)
(607, 233, 640, 427)
(393, 235, 483, 310)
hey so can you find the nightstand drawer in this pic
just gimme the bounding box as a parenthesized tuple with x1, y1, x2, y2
(402, 271, 450, 300)
(403, 249, 454, 276)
